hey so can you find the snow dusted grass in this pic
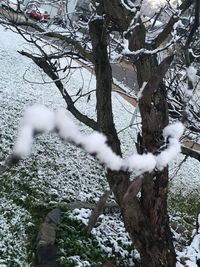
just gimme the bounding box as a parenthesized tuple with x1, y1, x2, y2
(169, 155, 200, 229)
(0, 26, 136, 265)
(68, 209, 139, 266)
(0, 24, 200, 266)
(56, 209, 138, 266)
(0, 197, 31, 265)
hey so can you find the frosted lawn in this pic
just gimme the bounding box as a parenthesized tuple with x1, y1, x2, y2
(0, 24, 200, 266)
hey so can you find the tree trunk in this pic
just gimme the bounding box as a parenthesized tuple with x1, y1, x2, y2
(136, 54, 176, 266)
(123, 44, 176, 266)
(121, 77, 176, 266)
(89, 15, 176, 267)
(122, 170, 176, 267)
(89, 18, 130, 206)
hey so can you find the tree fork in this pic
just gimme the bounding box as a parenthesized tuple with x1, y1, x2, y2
(89, 13, 176, 267)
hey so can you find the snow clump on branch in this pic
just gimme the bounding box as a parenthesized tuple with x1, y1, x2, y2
(55, 109, 82, 142)
(13, 105, 55, 158)
(13, 125, 33, 158)
(22, 104, 55, 133)
(12, 104, 184, 175)
(156, 122, 185, 170)
(186, 66, 197, 84)
(163, 122, 185, 139)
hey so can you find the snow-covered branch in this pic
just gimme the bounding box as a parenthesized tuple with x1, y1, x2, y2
(10, 105, 184, 176)
(122, 38, 174, 56)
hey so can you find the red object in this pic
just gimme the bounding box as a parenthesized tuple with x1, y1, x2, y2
(29, 8, 49, 21)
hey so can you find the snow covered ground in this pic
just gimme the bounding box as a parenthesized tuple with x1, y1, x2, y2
(0, 25, 136, 266)
(0, 24, 200, 266)
(141, 0, 181, 18)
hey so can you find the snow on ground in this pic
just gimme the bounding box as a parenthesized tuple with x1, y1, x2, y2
(0, 25, 136, 265)
(170, 155, 200, 199)
(0, 197, 31, 266)
(71, 208, 139, 266)
(141, 0, 180, 18)
(0, 24, 200, 265)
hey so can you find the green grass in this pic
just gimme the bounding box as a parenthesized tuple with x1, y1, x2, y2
(169, 191, 200, 231)
(57, 211, 105, 266)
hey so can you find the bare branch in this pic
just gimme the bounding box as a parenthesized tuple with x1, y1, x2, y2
(154, 0, 194, 48)
(139, 55, 174, 104)
(18, 50, 98, 130)
(87, 189, 112, 233)
(0, 19, 94, 63)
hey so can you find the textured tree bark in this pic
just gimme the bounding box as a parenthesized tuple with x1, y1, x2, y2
(89, 18, 130, 206)
(122, 83, 176, 266)
(123, 11, 176, 266)
(120, 59, 177, 266)
(89, 19, 120, 151)
(135, 54, 176, 267)
(89, 13, 176, 267)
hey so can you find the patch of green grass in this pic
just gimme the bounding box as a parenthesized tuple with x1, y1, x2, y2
(169, 191, 200, 231)
(57, 211, 110, 267)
